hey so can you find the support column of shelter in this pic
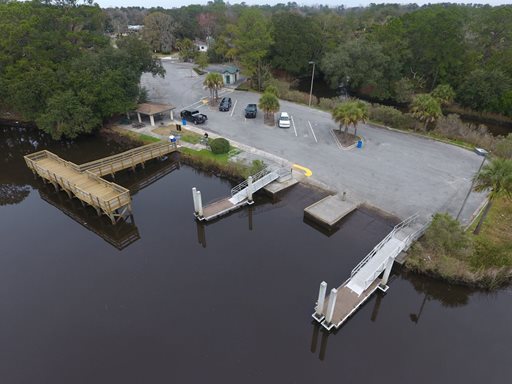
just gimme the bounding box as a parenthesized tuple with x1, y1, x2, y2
(170, 110, 174, 120)
(150, 115, 155, 126)
(137, 113, 142, 123)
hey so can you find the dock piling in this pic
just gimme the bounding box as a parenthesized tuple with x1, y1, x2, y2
(315, 281, 327, 319)
(192, 187, 198, 213)
(325, 288, 338, 325)
(381, 257, 394, 287)
(247, 176, 253, 203)
(196, 190, 203, 218)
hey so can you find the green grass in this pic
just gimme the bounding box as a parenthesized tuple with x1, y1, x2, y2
(138, 134, 161, 143)
(180, 147, 230, 164)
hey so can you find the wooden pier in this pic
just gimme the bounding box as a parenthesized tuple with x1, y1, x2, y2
(25, 141, 177, 224)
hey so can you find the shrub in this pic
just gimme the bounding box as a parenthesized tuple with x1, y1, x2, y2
(209, 137, 230, 154)
(434, 114, 497, 150)
(368, 104, 416, 129)
(318, 98, 338, 111)
(494, 134, 512, 159)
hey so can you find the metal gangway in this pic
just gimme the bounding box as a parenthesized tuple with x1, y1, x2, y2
(192, 167, 290, 221)
(312, 213, 429, 331)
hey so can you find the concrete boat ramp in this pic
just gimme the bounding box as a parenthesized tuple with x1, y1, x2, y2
(304, 194, 359, 229)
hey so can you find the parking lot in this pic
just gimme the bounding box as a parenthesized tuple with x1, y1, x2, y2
(141, 61, 487, 223)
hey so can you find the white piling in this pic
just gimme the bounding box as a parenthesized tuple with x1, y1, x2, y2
(247, 176, 254, 202)
(316, 281, 328, 317)
(196, 190, 203, 218)
(192, 187, 198, 213)
(381, 257, 394, 286)
(325, 288, 338, 324)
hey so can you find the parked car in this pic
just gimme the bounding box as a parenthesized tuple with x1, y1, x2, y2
(277, 112, 291, 128)
(219, 97, 232, 112)
(244, 104, 257, 118)
(180, 109, 207, 124)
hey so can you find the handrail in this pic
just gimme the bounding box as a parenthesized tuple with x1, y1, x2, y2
(350, 213, 419, 277)
(231, 167, 271, 196)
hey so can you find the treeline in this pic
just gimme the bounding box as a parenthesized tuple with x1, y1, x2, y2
(107, 2, 511, 117)
(0, 1, 163, 139)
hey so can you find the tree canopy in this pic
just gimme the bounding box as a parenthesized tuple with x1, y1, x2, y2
(0, 1, 163, 139)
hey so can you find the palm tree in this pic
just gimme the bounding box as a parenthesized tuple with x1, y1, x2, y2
(472, 158, 512, 234)
(410, 94, 442, 131)
(258, 92, 280, 125)
(203, 72, 223, 104)
(331, 101, 368, 139)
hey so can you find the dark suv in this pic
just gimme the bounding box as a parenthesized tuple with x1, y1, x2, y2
(219, 97, 232, 112)
(244, 104, 257, 118)
(180, 109, 207, 124)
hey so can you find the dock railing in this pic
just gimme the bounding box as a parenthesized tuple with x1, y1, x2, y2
(350, 213, 419, 277)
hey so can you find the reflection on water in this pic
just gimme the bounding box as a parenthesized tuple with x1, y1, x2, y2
(38, 183, 140, 250)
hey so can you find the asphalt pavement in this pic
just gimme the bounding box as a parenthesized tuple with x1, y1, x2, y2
(141, 61, 487, 224)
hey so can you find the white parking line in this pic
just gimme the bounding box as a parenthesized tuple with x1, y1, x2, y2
(329, 129, 343, 150)
(308, 121, 318, 143)
(182, 99, 206, 110)
(291, 116, 298, 137)
(230, 99, 237, 117)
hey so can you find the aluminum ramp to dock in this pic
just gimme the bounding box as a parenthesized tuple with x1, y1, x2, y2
(195, 167, 290, 221)
(313, 213, 428, 331)
(346, 237, 404, 295)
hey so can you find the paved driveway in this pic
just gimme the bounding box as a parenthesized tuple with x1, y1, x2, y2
(142, 61, 486, 223)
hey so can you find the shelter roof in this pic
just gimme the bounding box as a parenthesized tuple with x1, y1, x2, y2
(135, 103, 175, 115)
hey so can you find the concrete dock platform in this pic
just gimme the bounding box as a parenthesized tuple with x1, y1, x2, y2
(263, 177, 298, 196)
(304, 195, 358, 228)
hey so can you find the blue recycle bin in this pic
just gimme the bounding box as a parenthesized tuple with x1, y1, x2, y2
(182, 118, 187, 126)
(357, 140, 363, 149)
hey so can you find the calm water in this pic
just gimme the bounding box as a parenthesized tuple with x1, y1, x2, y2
(1, 126, 511, 384)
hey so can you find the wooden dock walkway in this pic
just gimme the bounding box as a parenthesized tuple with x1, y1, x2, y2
(314, 279, 382, 331)
(25, 142, 177, 224)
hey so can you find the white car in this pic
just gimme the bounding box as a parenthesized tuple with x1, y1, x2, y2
(278, 112, 291, 128)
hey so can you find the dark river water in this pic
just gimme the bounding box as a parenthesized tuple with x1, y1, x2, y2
(1, 126, 511, 384)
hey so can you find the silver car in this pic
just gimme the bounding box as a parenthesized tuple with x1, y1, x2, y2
(278, 112, 291, 128)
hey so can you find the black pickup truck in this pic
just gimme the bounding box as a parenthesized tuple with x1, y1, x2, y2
(244, 104, 257, 118)
(180, 109, 208, 124)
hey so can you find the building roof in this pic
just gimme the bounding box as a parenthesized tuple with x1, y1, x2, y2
(222, 66, 239, 74)
(135, 103, 176, 115)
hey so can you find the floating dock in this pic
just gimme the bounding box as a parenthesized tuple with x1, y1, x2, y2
(304, 194, 358, 228)
(313, 214, 427, 331)
(194, 167, 292, 222)
(24, 141, 177, 224)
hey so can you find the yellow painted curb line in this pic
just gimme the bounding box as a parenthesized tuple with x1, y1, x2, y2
(293, 164, 313, 177)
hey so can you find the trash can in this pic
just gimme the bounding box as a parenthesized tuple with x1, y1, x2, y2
(169, 135, 176, 143)
(182, 118, 187, 126)
(357, 140, 363, 149)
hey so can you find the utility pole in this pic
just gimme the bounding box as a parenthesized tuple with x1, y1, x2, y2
(308, 61, 316, 107)
(456, 150, 488, 221)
